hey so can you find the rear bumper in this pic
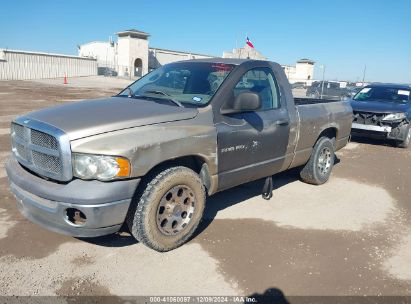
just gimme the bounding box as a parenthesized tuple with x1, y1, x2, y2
(6, 157, 140, 237)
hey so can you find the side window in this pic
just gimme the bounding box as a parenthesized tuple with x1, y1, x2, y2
(234, 68, 280, 110)
(330, 83, 339, 89)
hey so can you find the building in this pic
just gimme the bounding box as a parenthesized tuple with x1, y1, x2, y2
(79, 29, 315, 83)
(79, 29, 213, 78)
(0, 49, 97, 80)
(282, 59, 315, 84)
(223, 45, 267, 60)
(223, 46, 314, 84)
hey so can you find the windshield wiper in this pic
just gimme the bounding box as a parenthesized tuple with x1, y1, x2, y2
(143, 90, 183, 107)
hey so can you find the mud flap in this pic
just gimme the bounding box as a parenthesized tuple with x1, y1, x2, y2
(262, 176, 273, 200)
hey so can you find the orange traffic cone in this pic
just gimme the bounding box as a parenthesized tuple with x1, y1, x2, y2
(63, 74, 68, 85)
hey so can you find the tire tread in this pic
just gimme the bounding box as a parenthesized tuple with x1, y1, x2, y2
(126, 166, 205, 252)
(300, 136, 335, 185)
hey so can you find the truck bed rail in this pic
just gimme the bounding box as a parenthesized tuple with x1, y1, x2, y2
(294, 98, 345, 106)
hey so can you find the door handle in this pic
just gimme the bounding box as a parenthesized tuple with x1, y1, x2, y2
(276, 119, 289, 126)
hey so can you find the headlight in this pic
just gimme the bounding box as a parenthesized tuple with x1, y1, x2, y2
(73, 153, 130, 181)
(382, 113, 406, 121)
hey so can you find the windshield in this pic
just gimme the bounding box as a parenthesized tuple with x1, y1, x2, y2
(118, 62, 235, 106)
(354, 87, 411, 102)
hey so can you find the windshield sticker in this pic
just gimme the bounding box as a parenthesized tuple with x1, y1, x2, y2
(398, 90, 410, 96)
(360, 88, 371, 93)
(192, 96, 202, 102)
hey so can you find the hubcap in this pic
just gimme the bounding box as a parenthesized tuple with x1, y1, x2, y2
(156, 185, 195, 235)
(317, 147, 332, 175)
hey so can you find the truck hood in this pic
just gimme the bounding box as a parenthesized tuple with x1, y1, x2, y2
(25, 96, 198, 140)
(350, 100, 410, 114)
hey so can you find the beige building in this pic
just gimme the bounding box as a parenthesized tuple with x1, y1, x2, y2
(79, 29, 213, 78)
(79, 29, 315, 82)
(282, 59, 315, 84)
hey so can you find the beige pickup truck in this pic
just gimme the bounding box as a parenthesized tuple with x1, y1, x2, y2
(6, 59, 352, 251)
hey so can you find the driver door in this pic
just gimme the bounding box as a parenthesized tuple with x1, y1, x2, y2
(216, 67, 290, 191)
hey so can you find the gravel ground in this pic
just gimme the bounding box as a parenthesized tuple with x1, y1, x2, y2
(0, 77, 410, 299)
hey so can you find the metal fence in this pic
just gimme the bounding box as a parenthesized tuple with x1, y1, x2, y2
(0, 49, 97, 80)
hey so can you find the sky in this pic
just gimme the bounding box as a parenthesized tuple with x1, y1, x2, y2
(1, 0, 410, 83)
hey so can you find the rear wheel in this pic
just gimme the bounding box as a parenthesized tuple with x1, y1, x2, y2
(397, 125, 411, 148)
(300, 137, 335, 185)
(127, 166, 206, 252)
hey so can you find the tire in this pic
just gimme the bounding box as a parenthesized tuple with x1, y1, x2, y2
(300, 137, 335, 185)
(397, 125, 411, 148)
(127, 166, 206, 252)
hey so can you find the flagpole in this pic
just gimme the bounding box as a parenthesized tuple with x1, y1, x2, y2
(245, 32, 247, 59)
(246, 33, 250, 59)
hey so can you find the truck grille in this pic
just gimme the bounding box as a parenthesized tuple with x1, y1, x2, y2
(31, 129, 59, 150)
(353, 111, 385, 126)
(32, 150, 62, 174)
(11, 120, 72, 181)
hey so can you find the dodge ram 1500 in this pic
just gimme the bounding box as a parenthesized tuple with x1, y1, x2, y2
(6, 59, 352, 251)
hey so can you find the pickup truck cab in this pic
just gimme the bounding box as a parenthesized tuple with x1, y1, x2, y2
(6, 59, 352, 251)
(307, 81, 350, 100)
(351, 83, 411, 148)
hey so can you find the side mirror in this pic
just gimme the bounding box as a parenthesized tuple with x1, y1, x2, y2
(233, 92, 261, 112)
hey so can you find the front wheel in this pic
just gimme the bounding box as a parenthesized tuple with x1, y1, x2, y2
(300, 137, 335, 185)
(127, 166, 206, 252)
(397, 125, 411, 148)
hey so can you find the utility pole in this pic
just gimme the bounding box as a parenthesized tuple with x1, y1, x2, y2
(235, 34, 239, 58)
(320, 65, 326, 99)
(362, 65, 367, 85)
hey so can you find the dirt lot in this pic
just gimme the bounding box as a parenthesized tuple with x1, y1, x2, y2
(0, 77, 411, 299)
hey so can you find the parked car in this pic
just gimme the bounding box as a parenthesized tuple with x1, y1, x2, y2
(346, 85, 362, 98)
(6, 59, 352, 251)
(307, 81, 350, 100)
(291, 82, 306, 89)
(351, 83, 411, 148)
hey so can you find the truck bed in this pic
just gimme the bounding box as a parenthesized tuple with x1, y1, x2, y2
(289, 98, 353, 169)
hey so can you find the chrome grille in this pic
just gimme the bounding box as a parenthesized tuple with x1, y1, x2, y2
(12, 123, 26, 140)
(31, 129, 59, 150)
(32, 151, 62, 174)
(11, 119, 72, 181)
(15, 142, 29, 161)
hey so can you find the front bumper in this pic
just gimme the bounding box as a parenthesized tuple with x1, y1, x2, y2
(6, 157, 140, 237)
(351, 122, 409, 141)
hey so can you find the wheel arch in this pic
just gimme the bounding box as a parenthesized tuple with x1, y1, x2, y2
(316, 126, 338, 147)
(139, 155, 215, 194)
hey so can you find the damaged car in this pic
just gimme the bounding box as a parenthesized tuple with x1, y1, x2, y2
(351, 84, 411, 148)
